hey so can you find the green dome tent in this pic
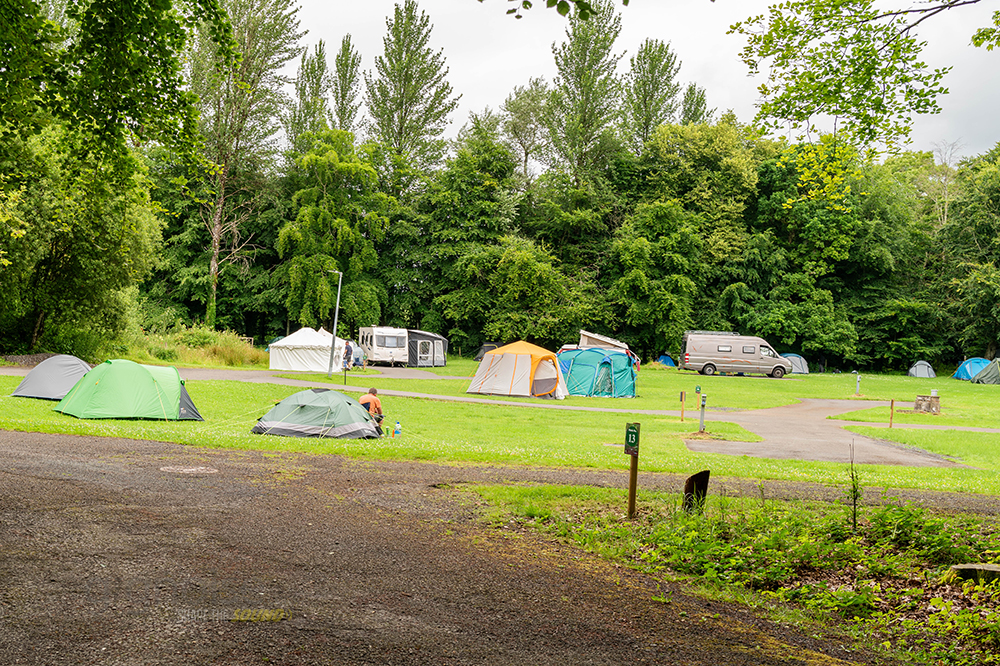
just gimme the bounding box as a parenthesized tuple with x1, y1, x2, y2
(557, 348, 637, 398)
(251, 389, 379, 439)
(972, 359, 1000, 385)
(55, 360, 203, 420)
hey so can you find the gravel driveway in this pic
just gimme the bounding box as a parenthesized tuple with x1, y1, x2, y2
(0, 429, 896, 665)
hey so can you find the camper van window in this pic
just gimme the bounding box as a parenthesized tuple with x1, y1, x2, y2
(718, 345, 732, 352)
(743, 346, 755, 354)
(375, 335, 385, 347)
(761, 347, 776, 358)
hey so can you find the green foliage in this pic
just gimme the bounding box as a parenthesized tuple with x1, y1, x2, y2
(364, 0, 460, 171)
(620, 38, 681, 154)
(729, 0, 953, 149)
(331, 34, 362, 134)
(283, 40, 333, 155)
(545, 0, 624, 183)
(0, 0, 235, 164)
(678, 82, 714, 126)
(476, 484, 1000, 662)
(277, 129, 391, 333)
(0, 124, 162, 356)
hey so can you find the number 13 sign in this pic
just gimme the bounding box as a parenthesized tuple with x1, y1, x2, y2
(625, 423, 640, 456)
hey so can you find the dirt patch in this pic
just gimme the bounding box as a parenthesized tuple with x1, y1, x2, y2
(0, 430, 895, 665)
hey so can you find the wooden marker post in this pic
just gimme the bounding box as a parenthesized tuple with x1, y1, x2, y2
(625, 423, 640, 519)
(680, 391, 685, 422)
(890, 399, 895, 429)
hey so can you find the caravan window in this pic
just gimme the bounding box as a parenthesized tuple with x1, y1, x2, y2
(743, 346, 755, 354)
(718, 345, 732, 352)
(375, 335, 384, 347)
(384, 336, 399, 348)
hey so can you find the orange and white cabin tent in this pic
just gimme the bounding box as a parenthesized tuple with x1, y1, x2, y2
(467, 341, 568, 399)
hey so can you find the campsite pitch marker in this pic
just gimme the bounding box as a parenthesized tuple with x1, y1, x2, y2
(625, 423, 640, 519)
(699, 393, 708, 433)
(680, 391, 685, 422)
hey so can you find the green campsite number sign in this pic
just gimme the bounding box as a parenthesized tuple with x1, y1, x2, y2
(625, 423, 640, 456)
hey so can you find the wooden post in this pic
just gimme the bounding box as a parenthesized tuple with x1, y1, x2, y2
(683, 470, 711, 513)
(680, 391, 685, 422)
(625, 423, 640, 520)
(890, 399, 894, 429)
(628, 454, 639, 519)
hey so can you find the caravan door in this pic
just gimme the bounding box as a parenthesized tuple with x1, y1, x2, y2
(417, 340, 432, 366)
(433, 340, 445, 366)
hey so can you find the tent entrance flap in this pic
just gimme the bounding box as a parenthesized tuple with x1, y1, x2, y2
(531, 359, 559, 397)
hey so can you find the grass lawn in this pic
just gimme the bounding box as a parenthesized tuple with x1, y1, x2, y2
(4, 371, 1000, 495)
(284, 363, 981, 412)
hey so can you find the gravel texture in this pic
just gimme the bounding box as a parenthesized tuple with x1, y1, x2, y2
(0, 429, 907, 665)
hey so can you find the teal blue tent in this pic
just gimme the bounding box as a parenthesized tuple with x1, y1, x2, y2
(954, 357, 990, 381)
(557, 348, 637, 398)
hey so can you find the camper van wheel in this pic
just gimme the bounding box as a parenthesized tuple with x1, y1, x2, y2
(702, 364, 716, 376)
(771, 366, 785, 379)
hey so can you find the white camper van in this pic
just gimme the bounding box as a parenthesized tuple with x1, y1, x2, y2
(680, 331, 792, 378)
(358, 326, 409, 366)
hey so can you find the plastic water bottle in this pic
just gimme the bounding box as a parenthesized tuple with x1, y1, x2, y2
(394, 421, 401, 436)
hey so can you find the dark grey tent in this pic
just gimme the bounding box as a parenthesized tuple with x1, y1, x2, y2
(907, 360, 936, 378)
(406, 329, 448, 367)
(12, 354, 91, 400)
(972, 359, 1000, 385)
(474, 342, 499, 362)
(251, 389, 379, 438)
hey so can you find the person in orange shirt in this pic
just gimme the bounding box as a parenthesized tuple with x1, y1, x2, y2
(357, 388, 384, 436)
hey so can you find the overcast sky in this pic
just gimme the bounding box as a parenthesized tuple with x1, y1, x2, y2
(296, 0, 999, 161)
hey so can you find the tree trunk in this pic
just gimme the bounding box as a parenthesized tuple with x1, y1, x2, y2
(206, 168, 228, 329)
(30, 310, 46, 350)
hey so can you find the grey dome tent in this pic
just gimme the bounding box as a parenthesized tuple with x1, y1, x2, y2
(251, 389, 379, 439)
(474, 342, 499, 362)
(12, 354, 91, 400)
(781, 353, 809, 374)
(972, 359, 1000, 385)
(907, 361, 936, 378)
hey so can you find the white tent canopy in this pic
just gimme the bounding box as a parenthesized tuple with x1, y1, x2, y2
(269, 327, 347, 372)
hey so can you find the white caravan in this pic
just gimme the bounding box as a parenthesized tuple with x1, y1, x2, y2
(358, 326, 409, 366)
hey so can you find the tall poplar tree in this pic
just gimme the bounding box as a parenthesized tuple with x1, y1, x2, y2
(332, 34, 362, 134)
(501, 77, 549, 182)
(188, 0, 303, 327)
(621, 39, 681, 155)
(284, 40, 333, 155)
(545, 0, 623, 184)
(364, 0, 460, 171)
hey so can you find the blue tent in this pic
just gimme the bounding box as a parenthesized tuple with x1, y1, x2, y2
(557, 348, 637, 398)
(657, 354, 676, 367)
(954, 357, 990, 380)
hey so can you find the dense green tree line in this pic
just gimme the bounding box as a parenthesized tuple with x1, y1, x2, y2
(2, 0, 999, 372)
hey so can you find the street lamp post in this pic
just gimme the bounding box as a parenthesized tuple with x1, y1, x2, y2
(326, 270, 343, 378)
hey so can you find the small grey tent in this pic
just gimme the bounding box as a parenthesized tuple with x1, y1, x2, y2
(474, 342, 499, 362)
(12, 354, 91, 400)
(908, 360, 936, 378)
(406, 329, 448, 367)
(781, 354, 809, 374)
(972, 359, 1000, 385)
